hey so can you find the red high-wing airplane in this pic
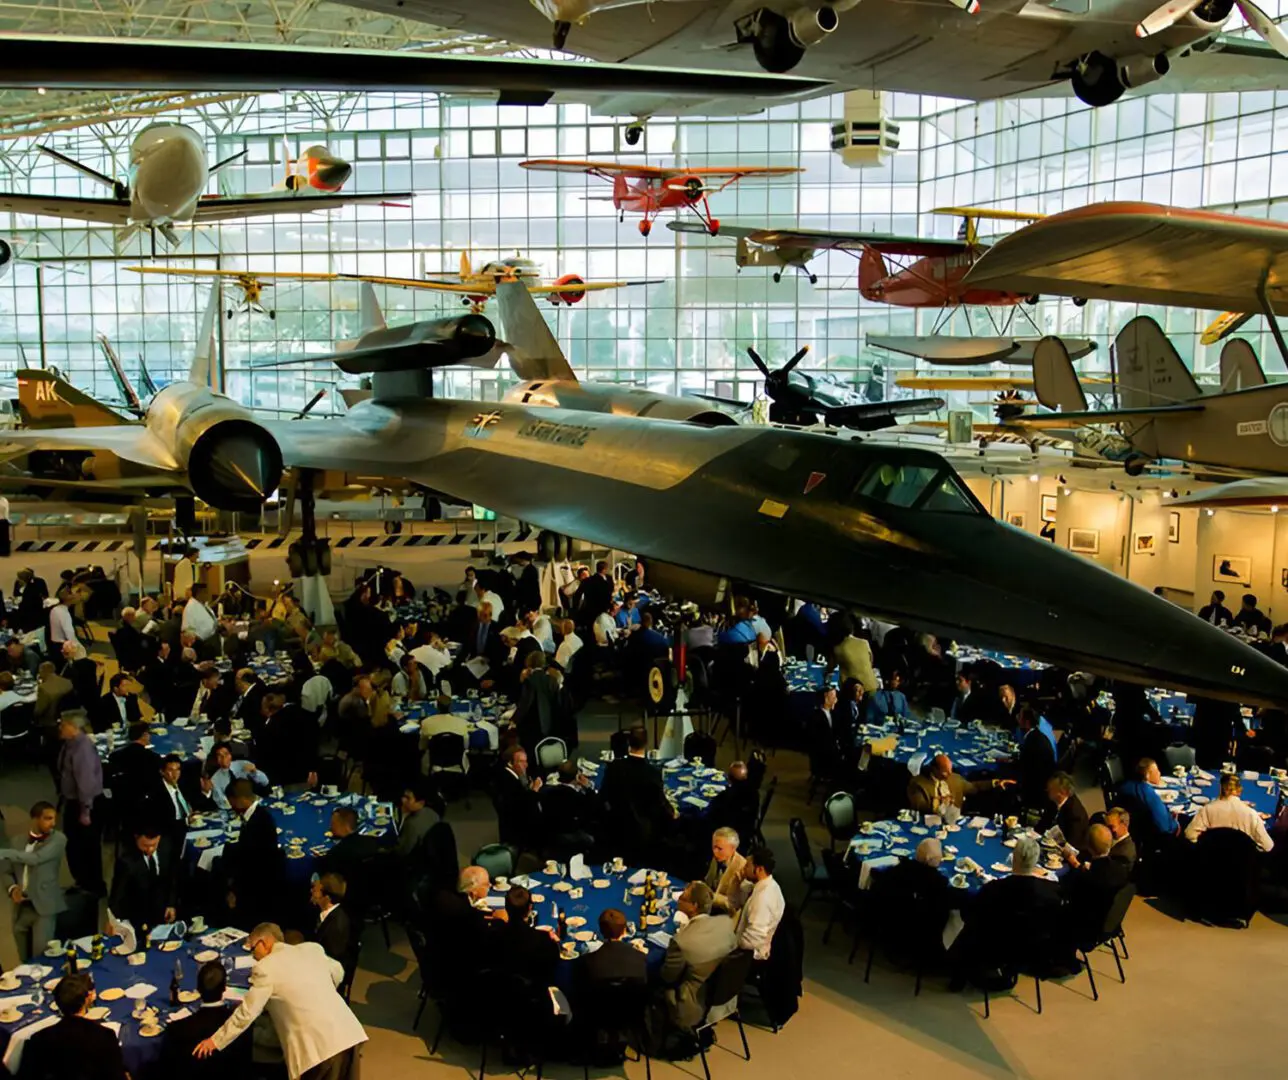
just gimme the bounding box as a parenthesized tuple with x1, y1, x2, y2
(520, 158, 801, 236)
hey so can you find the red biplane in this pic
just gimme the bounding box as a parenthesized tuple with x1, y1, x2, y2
(520, 159, 802, 237)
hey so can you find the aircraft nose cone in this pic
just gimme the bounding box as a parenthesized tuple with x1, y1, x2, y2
(211, 433, 277, 499)
(314, 160, 351, 190)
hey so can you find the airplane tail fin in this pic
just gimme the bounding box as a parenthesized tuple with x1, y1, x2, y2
(857, 248, 889, 300)
(336, 283, 387, 353)
(459, 251, 472, 280)
(1219, 338, 1265, 393)
(188, 281, 221, 389)
(1114, 316, 1199, 408)
(136, 353, 159, 398)
(16, 369, 129, 428)
(495, 280, 576, 382)
(1033, 337, 1087, 412)
(97, 334, 143, 415)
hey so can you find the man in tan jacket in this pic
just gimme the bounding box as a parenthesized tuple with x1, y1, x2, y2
(660, 881, 738, 1032)
(831, 625, 878, 694)
(906, 753, 1013, 815)
(702, 827, 747, 913)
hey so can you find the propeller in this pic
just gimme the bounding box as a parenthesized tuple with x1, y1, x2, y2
(993, 388, 1030, 421)
(747, 344, 810, 398)
(1136, 0, 1288, 57)
(293, 388, 328, 420)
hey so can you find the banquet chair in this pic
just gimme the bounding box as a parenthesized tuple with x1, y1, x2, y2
(0, 702, 36, 764)
(428, 732, 470, 808)
(477, 970, 550, 1080)
(1097, 754, 1125, 804)
(684, 729, 718, 767)
(788, 817, 833, 915)
(750, 777, 776, 847)
(694, 950, 754, 1080)
(1188, 828, 1261, 927)
(973, 913, 1059, 1019)
(534, 736, 568, 771)
(862, 861, 948, 996)
(822, 792, 857, 850)
(472, 842, 516, 882)
(1161, 743, 1197, 772)
(409, 925, 453, 1053)
(822, 851, 864, 963)
(572, 976, 651, 1079)
(1072, 883, 1135, 1002)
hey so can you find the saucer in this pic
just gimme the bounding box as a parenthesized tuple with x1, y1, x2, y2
(160, 941, 181, 952)
(565, 916, 586, 929)
(139, 1026, 162, 1038)
(86, 1006, 110, 1020)
(194, 950, 220, 963)
(179, 990, 200, 1003)
(0, 977, 19, 992)
(98, 987, 126, 1001)
(572, 930, 595, 942)
(591, 879, 611, 888)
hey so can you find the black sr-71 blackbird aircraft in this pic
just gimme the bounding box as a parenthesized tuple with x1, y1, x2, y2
(3, 283, 1286, 707)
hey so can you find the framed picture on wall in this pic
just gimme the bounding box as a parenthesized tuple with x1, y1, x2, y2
(1214, 555, 1252, 587)
(1069, 528, 1100, 554)
(1006, 511, 1026, 528)
(1134, 533, 1157, 554)
(1168, 511, 1181, 543)
(1040, 494, 1057, 523)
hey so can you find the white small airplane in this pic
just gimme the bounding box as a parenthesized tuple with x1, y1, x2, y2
(0, 123, 412, 251)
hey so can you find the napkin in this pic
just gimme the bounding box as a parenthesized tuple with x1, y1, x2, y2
(149, 924, 175, 943)
(10, 966, 50, 979)
(234, 956, 255, 970)
(201, 928, 248, 949)
(923, 815, 942, 827)
(475, 718, 500, 750)
(483, 895, 505, 909)
(647, 931, 673, 949)
(627, 869, 648, 885)
(123, 983, 157, 1000)
(858, 854, 900, 890)
(0, 995, 33, 1010)
(906, 752, 927, 776)
(1243, 770, 1259, 780)
(682, 796, 709, 809)
(197, 844, 225, 872)
(569, 854, 593, 881)
(3, 1014, 59, 1072)
(966, 816, 989, 830)
(167, 1008, 192, 1023)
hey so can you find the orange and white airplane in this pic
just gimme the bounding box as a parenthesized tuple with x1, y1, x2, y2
(520, 158, 802, 236)
(340, 251, 662, 312)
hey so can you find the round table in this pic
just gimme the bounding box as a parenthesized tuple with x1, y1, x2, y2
(583, 755, 728, 817)
(1156, 768, 1281, 821)
(94, 719, 210, 765)
(398, 694, 510, 753)
(859, 718, 1016, 778)
(0, 929, 253, 1079)
(953, 647, 1048, 689)
(848, 815, 1069, 896)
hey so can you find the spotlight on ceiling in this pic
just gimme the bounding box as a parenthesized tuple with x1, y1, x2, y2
(1028, 473, 1039, 482)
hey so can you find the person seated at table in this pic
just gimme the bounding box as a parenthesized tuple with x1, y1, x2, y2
(660, 881, 738, 1035)
(494, 745, 544, 854)
(184, 663, 223, 722)
(485, 884, 559, 986)
(705, 763, 758, 846)
(878, 836, 951, 932)
(539, 759, 602, 856)
(834, 679, 863, 752)
(947, 837, 1064, 991)
(1118, 758, 1180, 839)
(316, 807, 384, 896)
(573, 908, 646, 1005)
(734, 846, 785, 961)
(161, 960, 252, 1079)
(615, 594, 642, 632)
(18, 971, 128, 1080)
(949, 669, 990, 724)
(1045, 772, 1091, 857)
(94, 672, 142, 731)
(1198, 588, 1234, 627)
(150, 753, 202, 846)
(204, 743, 270, 811)
(703, 826, 747, 913)
(1184, 772, 1275, 851)
(866, 669, 911, 722)
(593, 599, 622, 651)
(599, 726, 675, 863)
(310, 871, 354, 966)
(393, 651, 430, 702)
(419, 693, 471, 775)
(315, 626, 359, 670)
(256, 692, 319, 792)
(219, 779, 282, 930)
(1060, 823, 1130, 936)
(1103, 807, 1138, 870)
(997, 682, 1020, 727)
(1, 636, 39, 678)
(1234, 592, 1272, 635)
(907, 754, 1013, 816)
(807, 685, 847, 761)
(108, 825, 179, 933)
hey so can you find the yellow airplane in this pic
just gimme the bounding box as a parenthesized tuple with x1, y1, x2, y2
(344, 251, 661, 313)
(1200, 311, 1255, 345)
(126, 265, 341, 319)
(896, 373, 1116, 392)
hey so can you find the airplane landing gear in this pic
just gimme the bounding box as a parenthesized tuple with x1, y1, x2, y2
(1026, 294, 1040, 305)
(638, 219, 653, 237)
(1124, 454, 1147, 477)
(625, 123, 644, 146)
(808, 273, 819, 285)
(1073, 296, 1087, 307)
(772, 271, 782, 283)
(707, 217, 720, 236)
(269, 309, 276, 320)
(553, 19, 571, 49)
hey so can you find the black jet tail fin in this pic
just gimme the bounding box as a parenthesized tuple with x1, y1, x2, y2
(1219, 338, 1265, 393)
(16, 369, 129, 428)
(97, 334, 144, 415)
(1033, 336, 1087, 412)
(1115, 316, 1199, 408)
(494, 280, 576, 383)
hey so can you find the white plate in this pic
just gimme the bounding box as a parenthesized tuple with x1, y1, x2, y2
(565, 916, 586, 929)
(160, 941, 181, 952)
(572, 930, 595, 942)
(551, 881, 573, 893)
(86, 1006, 110, 1020)
(194, 950, 220, 963)
(139, 1027, 163, 1038)
(98, 987, 126, 1001)
(591, 879, 611, 888)
(530, 893, 545, 903)
(178, 990, 200, 1003)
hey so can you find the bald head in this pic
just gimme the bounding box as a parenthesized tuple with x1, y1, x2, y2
(931, 754, 952, 780)
(1087, 823, 1112, 858)
(727, 761, 748, 783)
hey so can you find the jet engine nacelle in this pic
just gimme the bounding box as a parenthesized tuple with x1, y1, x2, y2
(505, 380, 738, 426)
(1119, 52, 1170, 89)
(1184, 0, 1234, 30)
(145, 384, 283, 511)
(0, 239, 12, 280)
(551, 273, 587, 306)
(338, 313, 496, 373)
(743, 3, 854, 73)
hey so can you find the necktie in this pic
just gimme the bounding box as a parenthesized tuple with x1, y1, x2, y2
(148, 854, 158, 876)
(478, 625, 486, 653)
(171, 785, 188, 820)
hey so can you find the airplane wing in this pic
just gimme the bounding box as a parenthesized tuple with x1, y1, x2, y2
(825, 397, 945, 431)
(126, 266, 342, 282)
(962, 202, 1288, 314)
(0, 424, 180, 472)
(522, 160, 800, 181)
(0, 193, 131, 225)
(192, 192, 413, 223)
(896, 375, 1035, 391)
(1170, 476, 1288, 509)
(1008, 403, 1206, 430)
(525, 279, 663, 295)
(668, 219, 966, 257)
(868, 336, 1097, 364)
(339, 273, 483, 295)
(687, 391, 748, 410)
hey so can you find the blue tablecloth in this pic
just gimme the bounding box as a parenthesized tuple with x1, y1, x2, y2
(1156, 769, 1281, 822)
(848, 817, 1068, 895)
(861, 719, 1015, 778)
(0, 928, 252, 1079)
(398, 695, 509, 753)
(515, 866, 680, 985)
(214, 653, 292, 681)
(953, 647, 1048, 688)
(186, 792, 393, 884)
(584, 756, 727, 816)
(94, 720, 210, 764)
(784, 659, 828, 694)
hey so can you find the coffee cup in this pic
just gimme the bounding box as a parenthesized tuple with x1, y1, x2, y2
(544, 860, 558, 874)
(323, 785, 340, 796)
(611, 857, 626, 872)
(45, 939, 62, 953)
(0, 1007, 21, 1023)
(0, 974, 19, 991)
(495, 876, 508, 888)
(190, 916, 207, 933)
(1004, 815, 1019, 829)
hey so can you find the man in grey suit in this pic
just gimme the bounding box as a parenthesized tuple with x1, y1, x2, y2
(659, 881, 738, 1033)
(0, 801, 68, 960)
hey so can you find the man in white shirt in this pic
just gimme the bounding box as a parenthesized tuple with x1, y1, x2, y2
(205, 745, 270, 810)
(554, 618, 583, 672)
(734, 845, 786, 961)
(47, 591, 75, 648)
(528, 608, 556, 655)
(1184, 772, 1274, 851)
(157, 755, 194, 838)
(593, 600, 621, 648)
(411, 639, 453, 681)
(473, 581, 504, 622)
(300, 665, 332, 721)
(181, 584, 217, 641)
(172, 550, 200, 603)
(195, 922, 367, 1079)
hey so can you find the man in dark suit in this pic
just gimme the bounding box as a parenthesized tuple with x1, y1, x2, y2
(494, 745, 544, 853)
(598, 726, 675, 862)
(575, 561, 614, 628)
(186, 664, 230, 723)
(1198, 589, 1234, 627)
(255, 692, 319, 790)
(309, 872, 354, 965)
(486, 885, 559, 986)
(705, 762, 760, 844)
(949, 669, 991, 725)
(1046, 771, 1091, 857)
(1015, 705, 1057, 808)
(108, 827, 179, 931)
(574, 907, 646, 994)
(95, 673, 144, 731)
(427, 866, 496, 973)
(228, 668, 266, 737)
(466, 601, 504, 666)
(104, 720, 158, 831)
(17, 971, 127, 1080)
(160, 961, 252, 1079)
(316, 807, 384, 885)
(1104, 806, 1138, 870)
(539, 760, 602, 855)
(1061, 823, 1131, 947)
(113, 608, 147, 672)
(219, 778, 281, 929)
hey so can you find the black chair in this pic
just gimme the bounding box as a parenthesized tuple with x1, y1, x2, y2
(745, 750, 767, 792)
(1162, 743, 1197, 772)
(428, 732, 470, 808)
(0, 701, 36, 763)
(694, 950, 753, 1080)
(863, 861, 948, 996)
(684, 729, 718, 767)
(472, 842, 516, 882)
(805, 731, 836, 805)
(1189, 827, 1262, 927)
(821, 791, 856, 850)
(788, 817, 832, 914)
(1098, 753, 1125, 805)
(477, 970, 550, 1080)
(572, 976, 651, 1079)
(408, 925, 452, 1053)
(609, 729, 630, 759)
(750, 777, 776, 847)
(974, 913, 1059, 1019)
(822, 853, 864, 964)
(1072, 883, 1135, 1001)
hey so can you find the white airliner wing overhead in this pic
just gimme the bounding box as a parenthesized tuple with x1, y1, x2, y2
(192, 191, 412, 222)
(0, 193, 131, 225)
